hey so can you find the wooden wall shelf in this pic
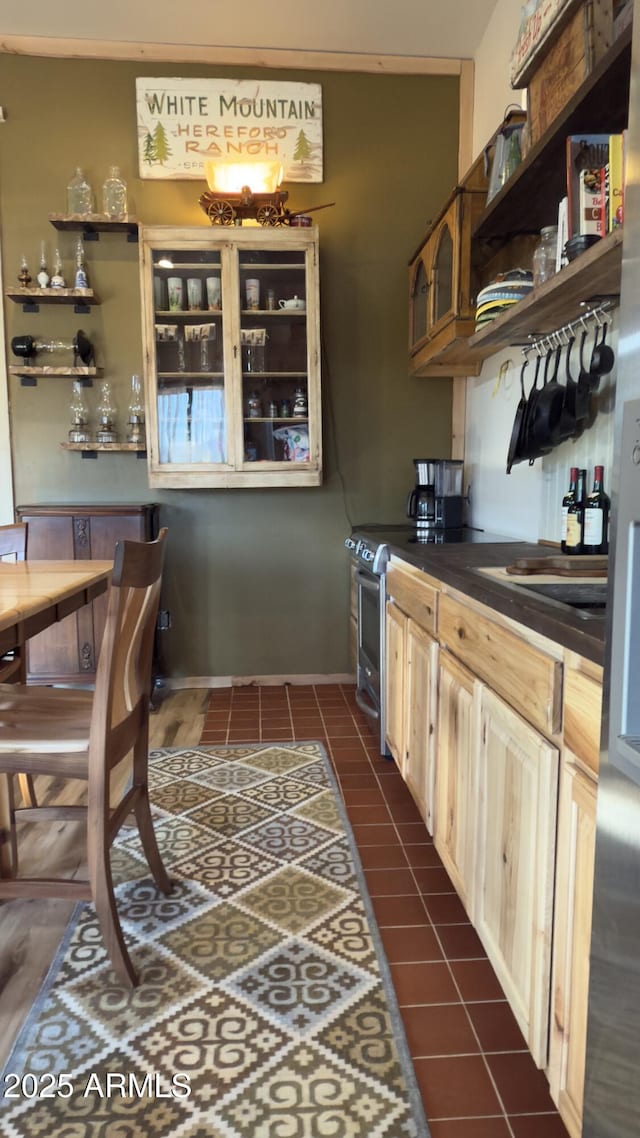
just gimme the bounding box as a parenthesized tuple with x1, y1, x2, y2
(61, 442, 146, 458)
(9, 366, 99, 377)
(468, 229, 623, 356)
(48, 214, 139, 241)
(6, 287, 98, 305)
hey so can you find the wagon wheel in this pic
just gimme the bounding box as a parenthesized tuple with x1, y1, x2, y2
(207, 199, 235, 226)
(256, 204, 280, 227)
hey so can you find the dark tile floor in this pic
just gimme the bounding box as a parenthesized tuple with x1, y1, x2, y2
(201, 683, 568, 1138)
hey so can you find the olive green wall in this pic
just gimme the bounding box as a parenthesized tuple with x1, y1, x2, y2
(0, 56, 458, 679)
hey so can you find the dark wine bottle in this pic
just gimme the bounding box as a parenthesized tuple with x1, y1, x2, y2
(561, 466, 578, 554)
(583, 465, 610, 554)
(565, 468, 587, 555)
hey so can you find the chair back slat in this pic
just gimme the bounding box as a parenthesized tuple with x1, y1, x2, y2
(88, 529, 167, 777)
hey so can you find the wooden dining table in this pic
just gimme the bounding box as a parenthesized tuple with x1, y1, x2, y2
(0, 559, 112, 875)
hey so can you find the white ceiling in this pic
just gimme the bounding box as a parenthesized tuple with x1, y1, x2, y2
(0, 0, 500, 63)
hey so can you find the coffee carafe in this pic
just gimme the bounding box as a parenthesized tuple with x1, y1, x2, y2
(407, 458, 465, 530)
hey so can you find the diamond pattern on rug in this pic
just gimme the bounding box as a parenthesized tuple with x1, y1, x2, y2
(238, 864, 347, 934)
(173, 837, 280, 898)
(228, 938, 373, 1031)
(238, 812, 335, 862)
(158, 902, 282, 982)
(3, 743, 428, 1138)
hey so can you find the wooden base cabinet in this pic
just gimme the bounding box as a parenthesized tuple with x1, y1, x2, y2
(385, 601, 407, 770)
(405, 619, 438, 831)
(16, 504, 158, 683)
(548, 763, 597, 1138)
(434, 650, 479, 915)
(475, 685, 559, 1068)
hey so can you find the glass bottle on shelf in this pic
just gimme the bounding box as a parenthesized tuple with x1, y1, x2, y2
(126, 374, 145, 444)
(583, 465, 610, 553)
(36, 242, 49, 289)
(50, 249, 65, 289)
(96, 381, 118, 443)
(102, 166, 128, 220)
(247, 391, 262, 418)
(67, 167, 94, 216)
(532, 225, 558, 287)
(68, 381, 91, 443)
(293, 386, 308, 417)
(74, 238, 89, 289)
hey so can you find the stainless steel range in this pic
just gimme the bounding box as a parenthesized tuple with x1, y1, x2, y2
(345, 524, 520, 755)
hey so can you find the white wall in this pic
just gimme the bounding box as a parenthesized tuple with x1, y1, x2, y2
(467, 0, 616, 543)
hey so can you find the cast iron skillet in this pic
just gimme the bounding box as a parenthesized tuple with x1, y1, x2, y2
(575, 327, 595, 426)
(556, 335, 578, 443)
(506, 357, 529, 474)
(520, 350, 546, 464)
(588, 321, 615, 389)
(529, 343, 564, 456)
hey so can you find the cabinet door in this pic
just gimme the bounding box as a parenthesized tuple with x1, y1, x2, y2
(385, 600, 407, 770)
(430, 213, 456, 334)
(434, 649, 478, 913)
(548, 763, 596, 1138)
(476, 685, 559, 1068)
(18, 513, 80, 680)
(140, 226, 321, 488)
(409, 249, 431, 355)
(405, 619, 438, 831)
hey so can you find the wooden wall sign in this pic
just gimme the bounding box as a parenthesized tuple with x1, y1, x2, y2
(136, 77, 323, 183)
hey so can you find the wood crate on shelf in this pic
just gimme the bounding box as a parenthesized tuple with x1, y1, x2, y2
(512, 0, 613, 146)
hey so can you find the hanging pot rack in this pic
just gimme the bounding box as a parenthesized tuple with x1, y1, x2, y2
(522, 299, 616, 357)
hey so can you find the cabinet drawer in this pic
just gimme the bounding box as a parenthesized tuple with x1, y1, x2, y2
(563, 667, 603, 777)
(439, 593, 562, 737)
(386, 562, 438, 635)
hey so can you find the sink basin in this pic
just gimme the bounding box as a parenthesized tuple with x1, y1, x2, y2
(509, 580, 608, 620)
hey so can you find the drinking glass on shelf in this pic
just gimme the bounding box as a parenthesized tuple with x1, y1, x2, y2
(187, 278, 203, 310)
(168, 277, 184, 311)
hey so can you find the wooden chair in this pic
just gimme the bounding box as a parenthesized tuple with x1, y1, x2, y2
(0, 528, 172, 986)
(0, 523, 28, 684)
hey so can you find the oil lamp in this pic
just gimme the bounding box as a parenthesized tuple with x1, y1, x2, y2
(126, 374, 145, 445)
(68, 380, 91, 443)
(96, 381, 118, 443)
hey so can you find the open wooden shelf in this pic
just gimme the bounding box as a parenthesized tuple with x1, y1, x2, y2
(49, 214, 139, 241)
(9, 365, 100, 378)
(61, 442, 145, 453)
(6, 287, 99, 306)
(468, 228, 623, 356)
(473, 24, 632, 243)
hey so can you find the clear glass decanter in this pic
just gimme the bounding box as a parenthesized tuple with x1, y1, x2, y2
(102, 166, 127, 220)
(67, 168, 94, 216)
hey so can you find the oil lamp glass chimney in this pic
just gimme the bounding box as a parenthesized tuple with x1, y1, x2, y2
(126, 374, 145, 444)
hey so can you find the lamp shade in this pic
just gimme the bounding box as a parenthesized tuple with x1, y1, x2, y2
(204, 160, 284, 194)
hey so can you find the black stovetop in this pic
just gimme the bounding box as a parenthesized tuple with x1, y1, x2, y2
(352, 524, 520, 548)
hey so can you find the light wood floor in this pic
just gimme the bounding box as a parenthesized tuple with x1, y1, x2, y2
(0, 688, 209, 1068)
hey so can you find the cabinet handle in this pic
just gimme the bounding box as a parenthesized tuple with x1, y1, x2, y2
(233, 344, 238, 358)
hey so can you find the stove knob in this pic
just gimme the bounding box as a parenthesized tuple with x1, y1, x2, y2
(344, 537, 356, 550)
(361, 548, 374, 563)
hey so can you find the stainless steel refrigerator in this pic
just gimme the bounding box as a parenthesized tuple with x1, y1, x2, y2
(583, 4, 640, 1133)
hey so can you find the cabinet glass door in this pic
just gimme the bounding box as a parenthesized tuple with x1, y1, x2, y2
(411, 258, 429, 349)
(239, 247, 310, 466)
(432, 222, 454, 327)
(151, 246, 229, 469)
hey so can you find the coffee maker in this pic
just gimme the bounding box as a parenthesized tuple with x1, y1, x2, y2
(406, 458, 465, 531)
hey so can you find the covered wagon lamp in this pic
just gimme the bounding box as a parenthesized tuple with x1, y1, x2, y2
(126, 373, 145, 445)
(68, 380, 91, 443)
(95, 380, 118, 444)
(199, 160, 287, 226)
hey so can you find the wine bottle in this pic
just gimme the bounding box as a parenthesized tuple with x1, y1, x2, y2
(583, 465, 610, 554)
(565, 468, 587, 555)
(560, 466, 578, 554)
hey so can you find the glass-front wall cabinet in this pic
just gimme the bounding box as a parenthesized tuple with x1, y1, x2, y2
(139, 226, 321, 487)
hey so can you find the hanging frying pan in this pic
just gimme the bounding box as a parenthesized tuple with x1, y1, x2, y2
(519, 350, 544, 462)
(506, 357, 529, 474)
(587, 321, 615, 389)
(556, 334, 578, 443)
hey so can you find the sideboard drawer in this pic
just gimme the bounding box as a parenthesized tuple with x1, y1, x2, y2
(386, 561, 438, 636)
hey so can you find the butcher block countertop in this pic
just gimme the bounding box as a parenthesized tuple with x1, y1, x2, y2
(353, 528, 608, 665)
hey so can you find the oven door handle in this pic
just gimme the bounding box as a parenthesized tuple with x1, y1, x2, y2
(355, 686, 380, 721)
(355, 569, 380, 593)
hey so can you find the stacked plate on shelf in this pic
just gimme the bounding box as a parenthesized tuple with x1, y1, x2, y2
(475, 270, 534, 330)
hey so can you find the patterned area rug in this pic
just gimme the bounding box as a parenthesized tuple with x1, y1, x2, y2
(2, 743, 430, 1137)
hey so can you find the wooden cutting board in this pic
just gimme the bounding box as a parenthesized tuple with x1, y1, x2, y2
(505, 555, 608, 577)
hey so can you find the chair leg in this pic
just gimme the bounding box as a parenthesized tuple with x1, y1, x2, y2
(134, 789, 173, 896)
(17, 773, 37, 809)
(0, 775, 18, 878)
(87, 825, 138, 987)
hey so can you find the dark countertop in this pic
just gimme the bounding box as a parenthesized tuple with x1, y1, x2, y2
(353, 526, 607, 666)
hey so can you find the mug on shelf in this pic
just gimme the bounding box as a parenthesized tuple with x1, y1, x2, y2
(167, 277, 184, 312)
